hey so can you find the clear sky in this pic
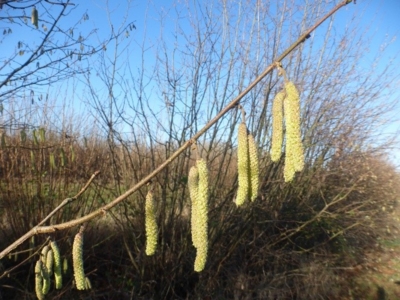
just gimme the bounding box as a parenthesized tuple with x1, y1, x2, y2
(1, 0, 399, 166)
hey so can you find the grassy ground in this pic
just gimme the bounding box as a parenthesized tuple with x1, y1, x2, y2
(349, 207, 400, 300)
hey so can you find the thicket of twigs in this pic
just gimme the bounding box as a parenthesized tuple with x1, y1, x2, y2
(0, 122, 399, 299)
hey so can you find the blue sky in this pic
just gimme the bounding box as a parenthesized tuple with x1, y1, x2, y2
(1, 0, 399, 166)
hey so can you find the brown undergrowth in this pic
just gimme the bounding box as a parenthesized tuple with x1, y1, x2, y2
(1, 129, 399, 299)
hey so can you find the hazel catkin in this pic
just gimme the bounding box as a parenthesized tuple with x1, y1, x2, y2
(194, 158, 209, 272)
(145, 189, 158, 256)
(271, 91, 285, 162)
(45, 249, 54, 277)
(236, 122, 250, 206)
(31, 7, 38, 29)
(284, 81, 304, 182)
(41, 261, 50, 295)
(35, 259, 44, 300)
(247, 133, 259, 202)
(35, 260, 45, 300)
(50, 240, 63, 289)
(188, 165, 200, 249)
(72, 229, 86, 290)
(40, 245, 49, 264)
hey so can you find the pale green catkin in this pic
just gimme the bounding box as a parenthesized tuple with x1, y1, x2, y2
(194, 158, 209, 272)
(284, 81, 304, 182)
(236, 122, 250, 206)
(271, 91, 285, 162)
(31, 6, 38, 29)
(45, 249, 54, 276)
(35, 260, 45, 300)
(188, 165, 200, 249)
(72, 230, 86, 290)
(145, 189, 158, 256)
(247, 133, 259, 202)
(41, 261, 50, 295)
(50, 240, 63, 289)
(40, 245, 49, 264)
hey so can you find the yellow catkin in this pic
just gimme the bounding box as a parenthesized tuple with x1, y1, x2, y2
(188, 165, 200, 249)
(145, 189, 158, 256)
(72, 230, 86, 290)
(35, 260, 45, 300)
(194, 158, 209, 272)
(40, 245, 49, 264)
(247, 133, 259, 202)
(46, 249, 54, 276)
(50, 240, 63, 289)
(236, 122, 250, 206)
(41, 261, 50, 295)
(271, 91, 285, 162)
(31, 7, 38, 29)
(283, 148, 296, 182)
(284, 81, 304, 182)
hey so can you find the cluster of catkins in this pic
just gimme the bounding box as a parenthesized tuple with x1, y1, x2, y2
(143, 118, 261, 272)
(34, 240, 64, 300)
(34, 227, 92, 299)
(35, 81, 301, 290)
(270, 81, 304, 181)
(188, 158, 209, 272)
(235, 122, 260, 206)
(143, 157, 209, 272)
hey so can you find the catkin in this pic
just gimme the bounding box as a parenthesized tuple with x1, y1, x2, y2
(45, 249, 54, 276)
(236, 123, 250, 206)
(50, 240, 63, 289)
(41, 261, 50, 295)
(31, 6, 38, 29)
(72, 229, 86, 290)
(284, 81, 304, 182)
(271, 91, 285, 162)
(145, 189, 158, 256)
(194, 158, 209, 272)
(247, 133, 259, 202)
(35, 260, 45, 300)
(41, 245, 49, 264)
(188, 165, 200, 249)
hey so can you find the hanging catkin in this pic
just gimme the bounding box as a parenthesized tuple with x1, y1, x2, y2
(72, 228, 86, 290)
(194, 158, 209, 272)
(31, 7, 38, 29)
(247, 133, 259, 202)
(271, 91, 285, 162)
(40, 245, 49, 264)
(35, 260, 45, 300)
(50, 240, 63, 289)
(188, 165, 200, 249)
(45, 249, 54, 276)
(41, 260, 50, 295)
(283, 81, 304, 181)
(236, 122, 250, 206)
(145, 189, 158, 256)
